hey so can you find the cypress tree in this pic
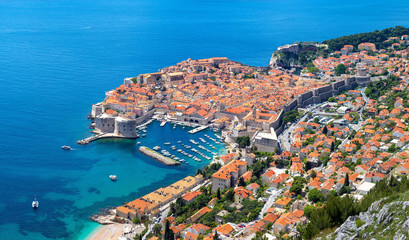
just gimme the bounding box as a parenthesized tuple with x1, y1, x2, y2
(344, 173, 349, 187)
(213, 231, 219, 240)
(216, 188, 221, 199)
(238, 177, 246, 187)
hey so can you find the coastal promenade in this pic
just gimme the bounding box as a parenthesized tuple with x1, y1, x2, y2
(138, 146, 180, 166)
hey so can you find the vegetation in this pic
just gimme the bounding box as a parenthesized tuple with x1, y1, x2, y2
(298, 176, 409, 239)
(282, 110, 302, 125)
(236, 136, 251, 148)
(322, 26, 409, 51)
(365, 75, 400, 99)
(334, 64, 347, 76)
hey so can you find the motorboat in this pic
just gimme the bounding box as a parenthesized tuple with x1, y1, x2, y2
(137, 142, 141, 145)
(109, 175, 117, 181)
(61, 145, 71, 150)
(32, 196, 39, 209)
(153, 146, 161, 151)
(141, 134, 146, 137)
(164, 142, 171, 145)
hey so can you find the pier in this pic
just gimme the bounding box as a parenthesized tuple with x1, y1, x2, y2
(188, 125, 208, 134)
(138, 146, 180, 166)
(77, 133, 125, 145)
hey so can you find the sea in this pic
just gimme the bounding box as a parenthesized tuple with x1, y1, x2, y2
(0, 0, 408, 239)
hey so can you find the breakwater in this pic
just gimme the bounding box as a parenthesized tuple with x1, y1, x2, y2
(138, 146, 180, 166)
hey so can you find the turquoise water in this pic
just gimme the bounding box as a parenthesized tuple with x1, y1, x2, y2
(0, 0, 408, 239)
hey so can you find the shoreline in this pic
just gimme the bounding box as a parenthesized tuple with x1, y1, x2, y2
(84, 121, 227, 240)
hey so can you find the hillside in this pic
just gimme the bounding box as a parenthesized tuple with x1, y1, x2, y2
(323, 26, 409, 51)
(317, 188, 409, 240)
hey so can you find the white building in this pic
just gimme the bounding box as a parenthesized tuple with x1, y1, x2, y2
(253, 128, 278, 152)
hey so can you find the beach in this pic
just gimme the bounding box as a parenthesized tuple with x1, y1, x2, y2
(87, 224, 123, 240)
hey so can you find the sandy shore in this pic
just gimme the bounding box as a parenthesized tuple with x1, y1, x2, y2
(87, 224, 123, 240)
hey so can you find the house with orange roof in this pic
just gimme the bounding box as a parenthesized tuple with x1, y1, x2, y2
(234, 187, 254, 203)
(261, 169, 276, 184)
(275, 197, 292, 208)
(182, 191, 202, 204)
(212, 159, 247, 192)
(186, 206, 211, 224)
(213, 223, 235, 237)
(182, 224, 210, 240)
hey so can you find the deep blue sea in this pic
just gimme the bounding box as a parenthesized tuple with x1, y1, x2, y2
(0, 0, 408, 239)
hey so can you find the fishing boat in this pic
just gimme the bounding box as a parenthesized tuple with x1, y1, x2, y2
(109, 175, 117, 181)
(32, 196, 39, 209)
(61, 145, 71, 150)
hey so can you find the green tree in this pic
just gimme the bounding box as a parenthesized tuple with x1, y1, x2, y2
(335, 64, 347, 76)
(216, 188, 221, 199)
(344, 173, 350, 187)
(164, 220, 174, 240)
(308, 188, 323, 203)
(238, 177, 246, 187)
(330, 141, 335, 152)
(310, 170, 317, 179)
(304, 205, 316, 218)
(213, 231, 219, 240)
(322, 126, 328, 135)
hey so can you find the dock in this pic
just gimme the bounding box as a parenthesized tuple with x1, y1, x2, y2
(188, 125, 208, 134)
(138, 146, 180, 166)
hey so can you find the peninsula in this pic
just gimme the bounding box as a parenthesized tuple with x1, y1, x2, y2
(87, 26, 409, 240)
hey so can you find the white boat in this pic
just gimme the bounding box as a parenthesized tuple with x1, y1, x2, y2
(109, 175, 117, 181)
(32, 197, 39, 208)
(164, 142, 171, 145)
(61, 145, 71, 150)
(153, 146, 161, 151)
(137, 142, 141, 145)
(141, 134, 146, 137)
(171, 146, 177, 150)
(177, 141, 182, 143)
(160, 121, 167, 127)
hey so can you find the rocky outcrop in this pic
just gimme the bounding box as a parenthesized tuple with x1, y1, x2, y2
(326, 201, 409, 240)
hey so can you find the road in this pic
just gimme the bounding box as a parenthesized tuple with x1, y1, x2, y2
(279, 104, 322, 151)
(257, 189, 283, 220)
(337, 87, 368, 150)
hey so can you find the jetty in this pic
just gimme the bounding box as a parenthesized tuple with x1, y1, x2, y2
(188, 125, 208, 134)
(139, 146, 180, 166)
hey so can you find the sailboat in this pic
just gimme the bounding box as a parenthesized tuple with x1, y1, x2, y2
(32, 196, 39, 209)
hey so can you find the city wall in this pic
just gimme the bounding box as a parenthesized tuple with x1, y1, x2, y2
(270, 76, 360, 135)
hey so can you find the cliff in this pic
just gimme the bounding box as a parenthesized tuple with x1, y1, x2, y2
(269, 42, 325, 69)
